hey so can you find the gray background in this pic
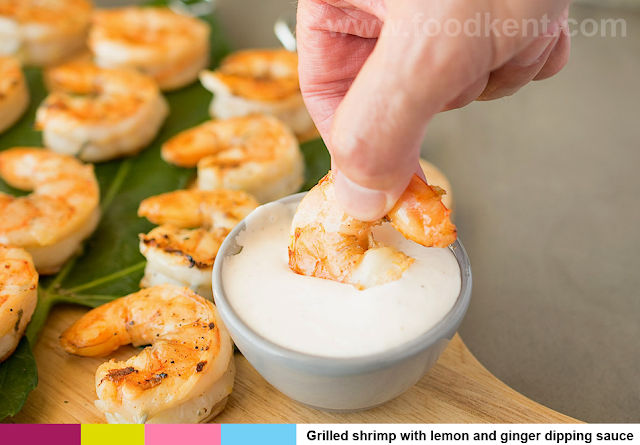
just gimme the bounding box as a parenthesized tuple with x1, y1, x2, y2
(101, 0, 640, 422)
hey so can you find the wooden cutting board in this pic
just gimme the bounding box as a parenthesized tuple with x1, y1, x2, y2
(4, 305, 579, 424)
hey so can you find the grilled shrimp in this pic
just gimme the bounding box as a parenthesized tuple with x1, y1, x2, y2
(162, 115, 304, 204)
(138, 189, 258, 300)
(35, 60, 168, 163)
(289, 172, 457, 289)
(0, 245, 37, 363)
(60, 284, 235, 424)
(199, 49, 314, 137)
(0, 56, 28, 134)
(0, 148, 100, 274)
(89, 7, 210, 91)
(0, 0, 92, 66)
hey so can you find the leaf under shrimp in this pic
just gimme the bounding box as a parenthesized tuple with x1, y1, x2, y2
(0, 338, 38, 420)
(301, 138, 332, 192)
(0, 2, 332, 419)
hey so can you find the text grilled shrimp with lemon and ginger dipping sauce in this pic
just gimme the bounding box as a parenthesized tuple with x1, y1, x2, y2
(88, 6, 210, 91)
(0, 245, 37, 363)
(0, 148, 100, 274)
(60, 284, 235, 424)
(35, 59, 168, 162)
(161, 114, 304, 204)
(289, 172, 457, 289)
(199, 49, 315, 137)
(138, 189, 259, 300)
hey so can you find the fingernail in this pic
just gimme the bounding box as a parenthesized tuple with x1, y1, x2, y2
(543, 20, 561, 37)
(512, 35, 556, 67)
(511, 16, 564, 67)
(334, 170, 388, 221)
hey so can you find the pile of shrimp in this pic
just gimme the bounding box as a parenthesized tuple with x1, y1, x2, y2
(156, 49, 318, 208)
(0, 148, 100, 274)
(0, 2, 279, 422)
(289, 172, 457, 289)
(162, 114, 305, 204)
(53, 188, 250, 424)
(138, 189, 259, 300)
(60, 284, 235, 424)
(0, 0, 460, 424)
(0, 56, 29, 134)
(1, 4, 214, 148)
(0, 245, 38, 363)
(200, 49, 315, 137)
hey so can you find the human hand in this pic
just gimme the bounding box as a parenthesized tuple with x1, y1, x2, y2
(297, 0, 571, 220)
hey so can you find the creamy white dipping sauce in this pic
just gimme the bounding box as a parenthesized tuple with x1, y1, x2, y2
(221, 201, 461, 358)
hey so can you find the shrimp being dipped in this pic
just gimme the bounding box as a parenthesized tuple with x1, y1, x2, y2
(0, 246, 37, 363)
(0, 0, 92, 66)
(288, 172, 457, 289)
(59, 284, 235, 424)
(0, 56, 29, 134)
(89, 7, 210, 91)
(138, 189, 259, 300)
(199, 49, 315, 137)
(0, 148, 100, 274)
(162, 115, 304, 203)
(35, 60, 168, 162)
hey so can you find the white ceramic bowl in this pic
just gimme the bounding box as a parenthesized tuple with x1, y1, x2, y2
(212, 193, 472, 412)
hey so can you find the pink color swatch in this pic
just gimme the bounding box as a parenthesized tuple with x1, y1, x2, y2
(145, 424, 221, 445)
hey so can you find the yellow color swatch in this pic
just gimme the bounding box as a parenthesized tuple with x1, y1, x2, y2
(81, 424, 144, 445)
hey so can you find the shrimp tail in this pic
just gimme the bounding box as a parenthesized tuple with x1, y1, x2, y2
(386, 175, 457, 248)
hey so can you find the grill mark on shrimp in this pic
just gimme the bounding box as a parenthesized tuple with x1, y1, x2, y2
(13, 309, 23, 332)
(106, 366, 137, 382)
(140, 235, 207, 269)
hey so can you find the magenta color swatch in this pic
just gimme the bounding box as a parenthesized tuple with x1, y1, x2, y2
(145, 424, 221, 445)
(1, 424, 81, 445)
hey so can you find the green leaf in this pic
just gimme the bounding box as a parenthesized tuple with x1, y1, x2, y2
(300, 138, 331, 192)
(0, 338, 38, 419)
(0, 5, 331, 419)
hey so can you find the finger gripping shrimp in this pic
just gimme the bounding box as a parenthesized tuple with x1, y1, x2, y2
(0, 56, 29, 134)
(89, 7, 210, 91)
(199, 49, 314, 137)
(0, 148, 100, 274)
(59, 284, 235, 424)
(0, 0, 92, 66)
(0, 245, 38, 363)
(138, 189, 259, 300)
(161, 115, 304, 204)
(288, 172, 457, 289)
(35, 60, 168, 162)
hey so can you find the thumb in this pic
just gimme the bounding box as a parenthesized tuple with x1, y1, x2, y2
(329, 7, 474, 221)
(329, 0, 571, 221)
(329, 40, 434, 222)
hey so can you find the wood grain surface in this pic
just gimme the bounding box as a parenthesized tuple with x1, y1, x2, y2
(4, 305, 580, 424)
